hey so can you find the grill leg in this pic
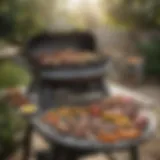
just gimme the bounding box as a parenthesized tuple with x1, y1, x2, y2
(27, 82, 35, 94)
(36, 150, 52, 160)
(27, 77, 41, 94)
(98, 79, 109, 96)
(66, 151, 79, 160)
(52, 145, 91, 160)
(129, 146, 139, 160)
(66, 149, 91, 160)
(22, 124, 33, 160)
(52, 145, 68, 160)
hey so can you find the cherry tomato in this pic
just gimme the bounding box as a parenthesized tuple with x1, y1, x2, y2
(89, 105, 101, 116)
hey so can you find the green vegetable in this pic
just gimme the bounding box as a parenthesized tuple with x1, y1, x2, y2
(138, 38, 160, 75)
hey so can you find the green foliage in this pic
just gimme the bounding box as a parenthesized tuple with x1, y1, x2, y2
(138, 38, 160, 75)
(0, 0, 45, 43)
(105, 0, 160, 29)
(0, 60, 31, 89)
(0, 98, 26, 158)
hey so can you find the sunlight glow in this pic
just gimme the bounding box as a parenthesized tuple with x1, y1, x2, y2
(66, 0, 100, 10)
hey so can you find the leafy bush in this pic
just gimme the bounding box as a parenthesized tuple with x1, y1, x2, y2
(0, 98, 26, 158)
(0, 60, 31, 88)
(138, 38, 160, 75)
(0, 0, 45, 43)
(106, 0, 160, 29)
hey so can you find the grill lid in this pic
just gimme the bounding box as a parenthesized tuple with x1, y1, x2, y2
(23, 31, 108, 80)
(24, 31, 96, 59)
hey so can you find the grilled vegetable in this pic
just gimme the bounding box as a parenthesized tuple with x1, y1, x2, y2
(97, 131, 119, 143)
(118, 128, 141, 139)
(20, 104, 37, 114)
(41, 96, 148, 143)
(89, 105, 101, 116)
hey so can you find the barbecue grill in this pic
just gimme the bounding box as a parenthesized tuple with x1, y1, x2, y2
(23, 88, 156, 160)
(24, 31, 109, 95)
(20, 31, 156, 160)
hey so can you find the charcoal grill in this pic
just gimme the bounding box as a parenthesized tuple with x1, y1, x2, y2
(21, 32, 155, 160)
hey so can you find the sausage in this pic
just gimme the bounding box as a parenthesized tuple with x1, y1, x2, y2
(73, 121, 89, 138)
(134, 116, 148, 130)
(97, 131, 119, 143)
(91, 118, 103, 131)
(56, 120, 70, 134)
(102, 123, 118, 133)
(124, 105, 139, 119)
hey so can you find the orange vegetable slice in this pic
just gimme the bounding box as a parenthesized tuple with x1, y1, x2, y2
(97, 131, 119, 143)
(118, 128, 141, 139)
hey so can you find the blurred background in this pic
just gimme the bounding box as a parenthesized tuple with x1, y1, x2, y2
(0, 0, 160, 88)
(0, 0, 160, 159)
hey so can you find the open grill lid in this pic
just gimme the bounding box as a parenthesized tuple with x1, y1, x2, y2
(24, 31, 96, 61)
(23, 31, 108, 80)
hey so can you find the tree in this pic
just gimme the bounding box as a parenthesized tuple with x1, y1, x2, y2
(0, 0, 47, 43)
(104, 0, 160, 76)
(105, 0, 160, 30)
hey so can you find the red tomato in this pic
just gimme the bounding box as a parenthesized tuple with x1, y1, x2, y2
(89, 105, 101, 116)
(135, 116, 148, 130)
(122, 96, 134, 104)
